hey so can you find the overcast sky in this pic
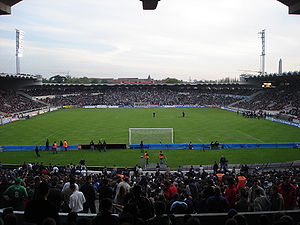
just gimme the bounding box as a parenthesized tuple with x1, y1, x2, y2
(0, 0, 299, 80)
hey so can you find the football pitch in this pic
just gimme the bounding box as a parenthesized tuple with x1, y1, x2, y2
(0, 107, 300, 167)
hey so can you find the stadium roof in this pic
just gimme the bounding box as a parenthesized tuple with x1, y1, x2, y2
(241, 71, 300, 85)
(1, 0, 299, 14)
(0, 73, 42, 89)
(0, 0, 22, 15)
(277, 0, 300, 14)
(0, 73, 40, 79)
(40, 82, 254, 89)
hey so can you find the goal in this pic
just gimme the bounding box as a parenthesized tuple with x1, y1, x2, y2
(129, 128, 174, 145)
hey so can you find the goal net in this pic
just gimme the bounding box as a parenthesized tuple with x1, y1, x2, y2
(129, 128, 174, 145)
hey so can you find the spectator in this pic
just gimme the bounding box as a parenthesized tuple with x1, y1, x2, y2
(98, 179, 114, 203)
(114, 177, 130, 205)
(24, 182, 60, 225)
(248, 179, 266, 211)
(253, 188, 271, 211)
(3, 177, 28, 211)
(270, 185, 284, 211)
(92, 198, 119, 225)
(236, 187, 249, 212)
(69, 183, 86, 213)
(128, 185, 154, 221)
(80, 176, 96, 213)
(225, 176, 237, 209)
(48, 178, 63, 212)
(206, 186, 229, 212)
(278, 177, 297, 210)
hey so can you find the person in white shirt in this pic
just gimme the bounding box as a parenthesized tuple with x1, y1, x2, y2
(62, 176, 79, 192)
(114, 177, 131, 203)
(69, 183, 86, 213)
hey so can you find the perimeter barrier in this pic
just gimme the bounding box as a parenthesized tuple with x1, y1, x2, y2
(130, 142, 300, 150)
(1, 209, 300, 225)
(0, 145, 79, 151)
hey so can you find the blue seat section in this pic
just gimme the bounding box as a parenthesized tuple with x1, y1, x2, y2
(1, 145, 79, 151)
(130, 142, 300, 150)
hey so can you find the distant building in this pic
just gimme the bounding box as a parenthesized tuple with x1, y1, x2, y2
(92, 75, 155, 84)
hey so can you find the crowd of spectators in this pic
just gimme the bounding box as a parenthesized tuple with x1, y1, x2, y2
(232, 87, 300, 117)
(2, 84, 300, 118)
(0, 90, 44, 114)
(23, 87, 257, 98)
(0, 161, 300, 225)
(37, 86, 254, 107)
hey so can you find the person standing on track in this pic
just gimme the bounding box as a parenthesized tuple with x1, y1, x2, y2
(63, 140, 68, 151)
(52, 141, 57, 154)
(45, 139, 49, 151)
(90, 140, 94, 151)
(144, 151, 150, 165)
(159, 151, 165, 164)
(140, 140, 144, 153)
(59, 140, 63, 152)
(35, 145, 40, 157)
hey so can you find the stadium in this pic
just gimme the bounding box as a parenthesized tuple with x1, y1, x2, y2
(1, 1, 300, 225)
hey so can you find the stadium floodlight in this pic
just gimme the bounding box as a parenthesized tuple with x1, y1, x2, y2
(140, 0, 160, 10)
(129, 128, 173, 145)
(16, 29, 24, 74)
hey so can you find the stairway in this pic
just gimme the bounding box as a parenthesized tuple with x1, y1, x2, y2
(228, 90, 264, 107)
(16, 90, 49, 106)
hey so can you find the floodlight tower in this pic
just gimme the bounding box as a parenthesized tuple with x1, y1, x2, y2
(259, 29, 266, 75)
(16, 29, 24, 74)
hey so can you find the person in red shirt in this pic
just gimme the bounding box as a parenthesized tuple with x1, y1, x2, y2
(278, 177, 297, 210)
(165, 181, 178, 200)
(225, 176, 237, 209)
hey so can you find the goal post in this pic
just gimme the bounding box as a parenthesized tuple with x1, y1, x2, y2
(129, 128, 174, 145)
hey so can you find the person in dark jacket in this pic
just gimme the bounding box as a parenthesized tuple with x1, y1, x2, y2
(92, 198, 119, 225)
(98, 179, 114, 203)
(47, 178, 63, 212)
(24, 182, 60, 225)
(80, 176, 96, 213)
(206, 186, 229, 212)
(128, 185, 154, 221)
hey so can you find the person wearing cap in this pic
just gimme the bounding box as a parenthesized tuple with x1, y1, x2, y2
(3, 177, 28, 210)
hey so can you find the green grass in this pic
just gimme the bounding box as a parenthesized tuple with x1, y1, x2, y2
(0, 108, 300, 145)
(0, 107, 299, 167)
(0, 148, 300, 168)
